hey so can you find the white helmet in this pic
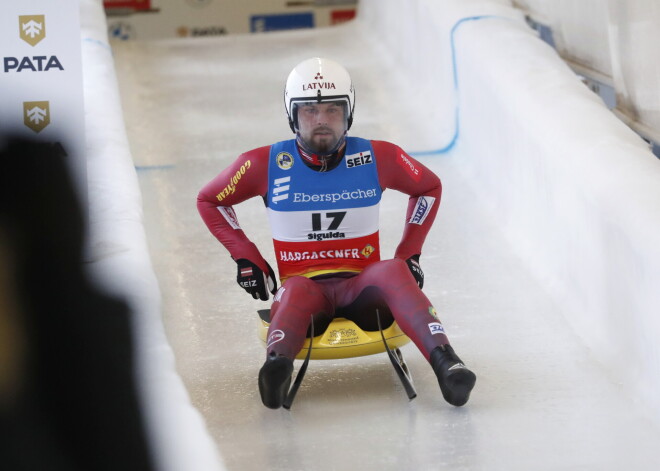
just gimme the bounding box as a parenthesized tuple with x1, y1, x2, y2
(284, 57, 355, 133)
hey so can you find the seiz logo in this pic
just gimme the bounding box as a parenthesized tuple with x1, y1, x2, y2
(428, 322, 446, 335)
(271, 176, 291, 204)
(409, 196, 435, 225)
(19, 15, 46, 46)
(345, 152, 372, 168)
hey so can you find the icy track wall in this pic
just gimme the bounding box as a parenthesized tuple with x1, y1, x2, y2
(80, 1, 225, 471)
(361, 0, 660, 421)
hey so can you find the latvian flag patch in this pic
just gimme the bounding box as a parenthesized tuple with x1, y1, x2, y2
(240, 267, 253, 277)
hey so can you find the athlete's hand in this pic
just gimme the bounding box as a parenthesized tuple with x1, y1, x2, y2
(406, 254, 424, 289)
(235, 259, 278, 301)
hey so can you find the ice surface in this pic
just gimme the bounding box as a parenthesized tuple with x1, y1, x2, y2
(108, 19, 660, 471)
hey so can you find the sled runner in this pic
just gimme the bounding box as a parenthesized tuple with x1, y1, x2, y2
(257, 309, 417, 409)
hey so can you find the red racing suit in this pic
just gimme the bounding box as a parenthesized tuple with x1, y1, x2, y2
(197, 138, 451, 361)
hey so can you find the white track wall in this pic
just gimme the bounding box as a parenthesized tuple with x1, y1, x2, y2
(514, 0, 660, 144)
(80, 1, 225, 470)
(360, 0, 660, 421)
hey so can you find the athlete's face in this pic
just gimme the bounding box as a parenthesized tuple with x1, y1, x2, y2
(296, 102, 347, 154)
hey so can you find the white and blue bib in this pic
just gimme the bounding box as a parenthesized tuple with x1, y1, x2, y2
(267, 137, 382, 280)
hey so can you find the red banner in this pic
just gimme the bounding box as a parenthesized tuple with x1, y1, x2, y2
(331, 9, 356, 25)
(103, 0, 151, 11)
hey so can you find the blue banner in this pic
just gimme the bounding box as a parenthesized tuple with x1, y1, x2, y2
(251, 12, 314, 32)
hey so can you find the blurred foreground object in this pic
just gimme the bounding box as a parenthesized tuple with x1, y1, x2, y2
(0, 137, 154, 471)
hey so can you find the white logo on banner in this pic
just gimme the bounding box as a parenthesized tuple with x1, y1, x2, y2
(19, 15, 46, 46)
(23, 101, 50, 133)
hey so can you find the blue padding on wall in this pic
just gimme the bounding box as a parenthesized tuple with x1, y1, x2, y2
(410, 15, 504, 157)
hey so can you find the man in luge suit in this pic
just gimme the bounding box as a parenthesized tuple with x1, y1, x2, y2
(197, 57, 476, 409)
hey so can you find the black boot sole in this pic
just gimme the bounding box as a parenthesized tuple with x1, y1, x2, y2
(439, 368, 476, 407)
(258, 357, 293, 409)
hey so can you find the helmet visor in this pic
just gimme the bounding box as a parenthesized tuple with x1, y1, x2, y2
(291, 99, 349, 132)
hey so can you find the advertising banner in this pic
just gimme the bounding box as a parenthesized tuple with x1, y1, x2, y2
(0, 1, 86, 195)
(104, 0, 152, 11)
(105, 0, 357, 40)
(250, 12, 315, 33)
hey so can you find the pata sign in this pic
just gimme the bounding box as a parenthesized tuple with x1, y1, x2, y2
(0, 0, 86, 194)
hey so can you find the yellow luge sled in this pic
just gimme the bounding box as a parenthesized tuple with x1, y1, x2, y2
(257, 309, 411, 360)
(257, 309, 417, 409)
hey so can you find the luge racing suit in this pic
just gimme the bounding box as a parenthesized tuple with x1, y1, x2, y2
(197, 137, 451, 360)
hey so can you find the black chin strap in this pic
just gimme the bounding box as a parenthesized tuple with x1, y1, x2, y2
(296, 135, 347, 172)
(296, 136, 346, 172)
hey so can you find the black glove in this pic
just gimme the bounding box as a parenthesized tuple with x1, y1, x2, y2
(236, 258, 278, 301)
(405, 254, 424, 289)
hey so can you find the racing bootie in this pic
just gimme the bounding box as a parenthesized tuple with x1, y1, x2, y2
(430, 345, 476, 407)
(258, 353, 294, 409)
